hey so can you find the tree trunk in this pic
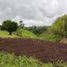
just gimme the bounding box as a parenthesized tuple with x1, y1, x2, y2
(9, 32, 12, 35)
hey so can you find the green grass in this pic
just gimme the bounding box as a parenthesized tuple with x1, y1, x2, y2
(0, 52, 66, 67)
(39, 34, 62, 42)
(15, 29, 37, 39)
(0, 30, 18, 38)
(0, 29, 37, 38)
(0, 30, 62, 41)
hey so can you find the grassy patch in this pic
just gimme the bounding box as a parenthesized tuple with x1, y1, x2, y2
(0, 30, 62, 41)
(39, 34, 62, 42)
(0, 30, 18, 38)
(0, 52, 66, 67)
(15, 29, 37, 39)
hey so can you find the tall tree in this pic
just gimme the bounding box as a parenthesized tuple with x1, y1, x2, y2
(19, 20, 24, 28)
(1, 20, 18, 35)
(49, 15, 67, 37)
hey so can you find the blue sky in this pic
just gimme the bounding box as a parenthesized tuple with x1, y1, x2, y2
(0, 0, 67, 26)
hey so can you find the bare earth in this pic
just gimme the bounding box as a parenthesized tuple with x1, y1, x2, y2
(0, 38, 67, 62)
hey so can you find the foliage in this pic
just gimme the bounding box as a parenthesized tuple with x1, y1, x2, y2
(0, 52, 42, 67)
(15, 28, 37, 38)
(19, 20, 24, 28)
(25, 26, 48, 35)
(64, 15, 67, 37)
(48, 17, 64, 36)
(48, 15, 67, 38)
(1, 20, 18, 35)
(1, 14, 67, 41)
(0, 52, 66, 67)
(39, 34, 62, 42)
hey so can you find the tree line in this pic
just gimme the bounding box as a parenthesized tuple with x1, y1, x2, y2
(0, 14, 67, 39)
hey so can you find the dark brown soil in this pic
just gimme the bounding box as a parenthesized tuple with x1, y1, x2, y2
(0, 38, 67, 62)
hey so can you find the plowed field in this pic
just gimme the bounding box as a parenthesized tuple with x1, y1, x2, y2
(0, 38, 67, 62)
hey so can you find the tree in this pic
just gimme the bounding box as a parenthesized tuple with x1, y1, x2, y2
(25, 26, 48, 35)
(48, 15, 67, 38)
(63, 15, 67, 37)
(19, 20, 24, 28)
(1, 20, 18, 35)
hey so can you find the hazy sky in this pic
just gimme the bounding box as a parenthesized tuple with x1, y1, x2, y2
(0, 0, 67, 26)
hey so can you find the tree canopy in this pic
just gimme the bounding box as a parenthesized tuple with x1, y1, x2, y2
(1, 20, 18, 35)
(49, 15, 67, 37)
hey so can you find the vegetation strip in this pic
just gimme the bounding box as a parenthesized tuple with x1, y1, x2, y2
(0, 52, 67, 67)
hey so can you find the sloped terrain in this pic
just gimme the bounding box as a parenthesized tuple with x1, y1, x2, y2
(60, 38, 67, 44)
(0, 31, 18, 38)
(0, 38, 67, 62)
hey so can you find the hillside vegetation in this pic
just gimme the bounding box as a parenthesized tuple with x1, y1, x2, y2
(14, 28, 37, 38)
(39, 34, 62, 41)
(0, 31, 17, 38)
(0, 15, 67, 42)
(0, 29, 37, 39)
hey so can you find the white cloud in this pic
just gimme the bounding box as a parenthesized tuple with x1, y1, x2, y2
(12, 16, 49, 27)
(0, 0, 67, 26)
(0, 7, 12, 15)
